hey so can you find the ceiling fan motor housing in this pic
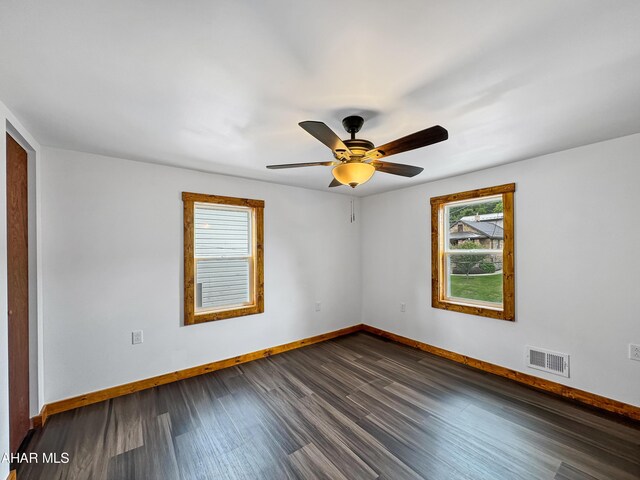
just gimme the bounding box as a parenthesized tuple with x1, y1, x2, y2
(343, 138, 374, 156)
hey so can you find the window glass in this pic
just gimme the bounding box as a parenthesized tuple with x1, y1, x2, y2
(194, 204, 252, 313)
(444, 197, 503, 306)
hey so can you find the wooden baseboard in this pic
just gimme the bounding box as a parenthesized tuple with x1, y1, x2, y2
(34, 322, 639, 427)
(361, 324, 640, 422)
(41, 324, 363, 424)
(30, 414, 42, 430)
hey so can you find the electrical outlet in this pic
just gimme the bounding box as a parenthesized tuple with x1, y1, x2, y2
(132, 330, 143, 345)
(315, 301, 321, 312)
(400, 302, 406, 313)
(630, 344, 640, 361)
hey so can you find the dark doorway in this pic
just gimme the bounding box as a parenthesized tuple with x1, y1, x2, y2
(6, 133, 30, 453)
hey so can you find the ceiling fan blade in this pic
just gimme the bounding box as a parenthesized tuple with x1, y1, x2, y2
(372, 161, 424, 177)
(299, 121, 351, 155)
(329, 178, 342, 187)
(266, 161, 335, 169)
(367, 125, 448, 159)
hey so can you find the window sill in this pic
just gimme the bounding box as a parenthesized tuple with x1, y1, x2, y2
(432, 298, 514, 321)
(186, 303, 264, 325)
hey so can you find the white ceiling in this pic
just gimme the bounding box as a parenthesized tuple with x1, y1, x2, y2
(1, 1, 640, 196)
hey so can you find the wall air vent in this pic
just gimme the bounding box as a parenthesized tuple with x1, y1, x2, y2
(526, 346, 570, 378)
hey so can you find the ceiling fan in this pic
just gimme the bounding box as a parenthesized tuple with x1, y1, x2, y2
(266, 115, 448, 188)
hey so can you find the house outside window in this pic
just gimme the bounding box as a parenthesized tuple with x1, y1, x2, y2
(431, 184, 515, 321)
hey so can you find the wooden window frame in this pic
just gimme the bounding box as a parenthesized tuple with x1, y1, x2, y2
(183, 192, 264, 325)
(431, 183, 515, 321)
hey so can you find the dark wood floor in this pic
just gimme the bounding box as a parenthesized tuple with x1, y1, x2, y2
(20, 333, 640, 479)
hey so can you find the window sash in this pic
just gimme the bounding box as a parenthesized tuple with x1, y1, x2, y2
(193, 204, 254, 314)
(440, 204, 505, 310)
(195, 257, 253, 313)
(194, 202, 252, 258)
(442, 252, 503, 309)
(443, 194, 503, 251)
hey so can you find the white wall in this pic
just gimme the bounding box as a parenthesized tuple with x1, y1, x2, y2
(40, 148, 362, 402)
(361, 133, 640, 407)
(1, 101, 42, 478)
(28, 132, 640, 412)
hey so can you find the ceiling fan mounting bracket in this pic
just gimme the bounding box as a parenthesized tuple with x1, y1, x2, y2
(342, 115, 365, 138)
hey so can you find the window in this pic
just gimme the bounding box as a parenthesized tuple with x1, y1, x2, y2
(431, 183, 515, 321)
(183, 192, 264, 325)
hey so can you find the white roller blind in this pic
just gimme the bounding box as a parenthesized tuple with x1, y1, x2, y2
(194, 204, 251, 311)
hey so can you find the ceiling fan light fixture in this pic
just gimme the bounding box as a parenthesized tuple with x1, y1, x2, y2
(332, 162, 375, 188)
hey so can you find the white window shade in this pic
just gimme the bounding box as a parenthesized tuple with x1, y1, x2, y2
(194, 204, 252, 312)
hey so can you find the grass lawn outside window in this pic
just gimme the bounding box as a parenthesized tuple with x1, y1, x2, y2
(449, 272, 503, 304)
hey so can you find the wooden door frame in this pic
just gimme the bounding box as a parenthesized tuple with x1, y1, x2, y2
(2, 120, 42, 457)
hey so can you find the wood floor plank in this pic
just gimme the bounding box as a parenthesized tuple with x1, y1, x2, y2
(295, 392, 424, 480)
(554, 462, 601, 480)
(19, 333, 640, 480)
(289, 443, 351, 480)
(107, 413, 180, 480)
(105, 392, 145, 456)
(357, 413, 472, 480)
